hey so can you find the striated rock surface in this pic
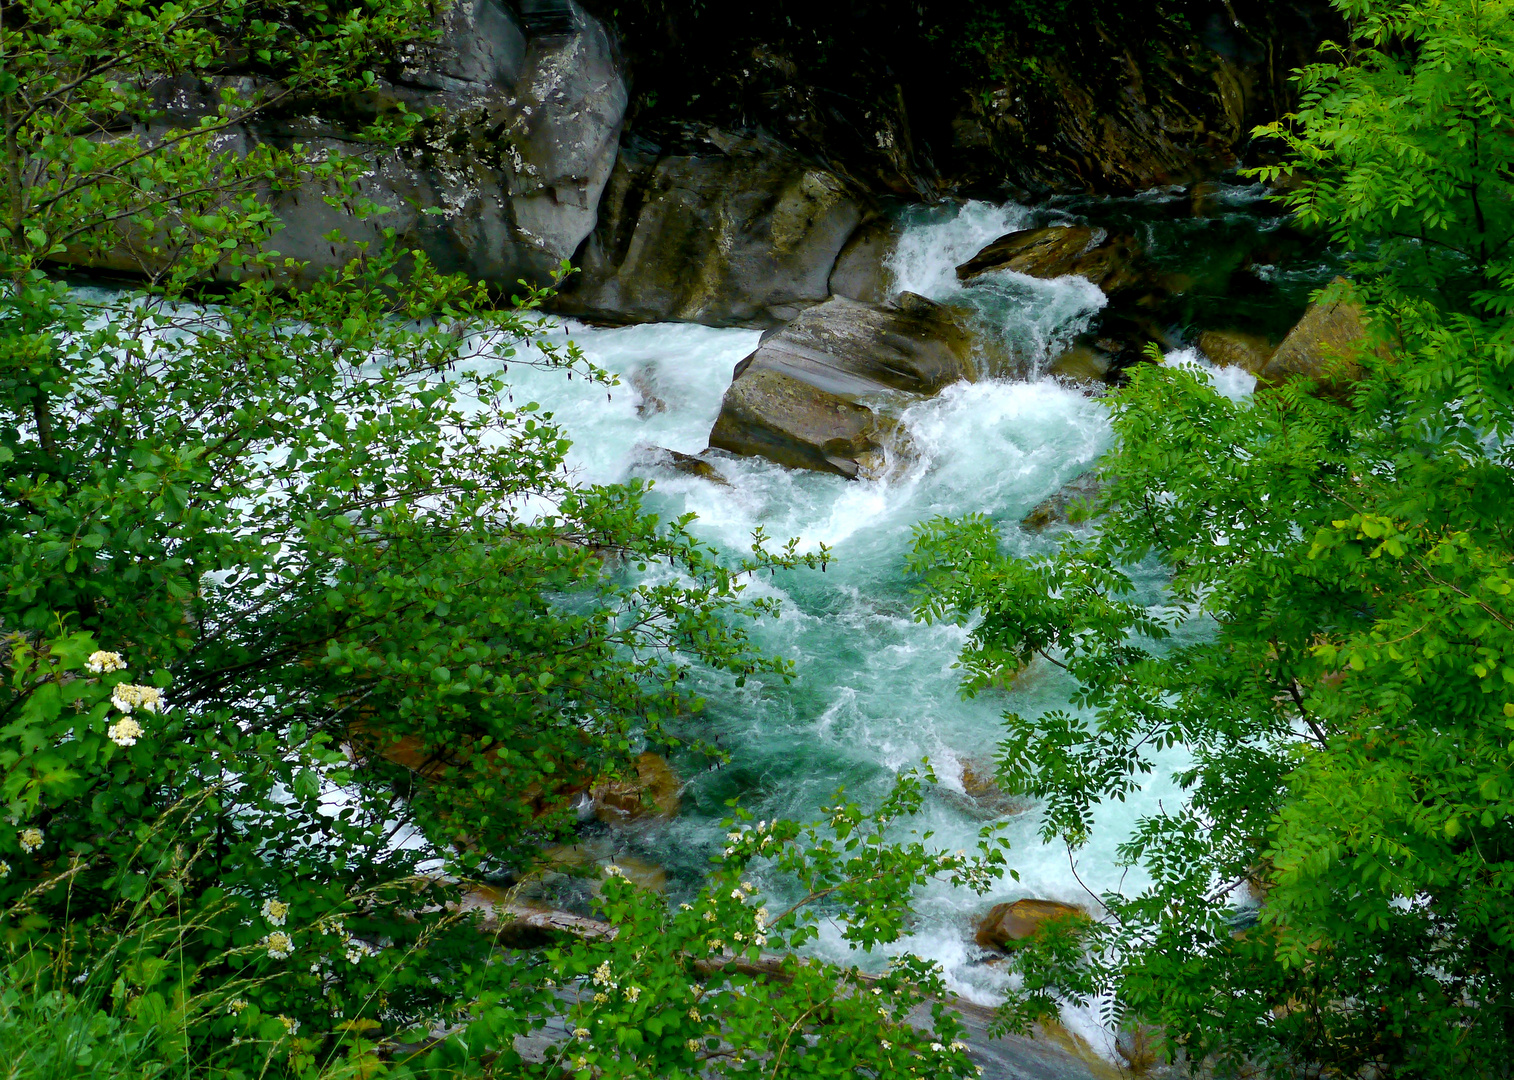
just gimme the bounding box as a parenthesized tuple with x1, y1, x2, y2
(976, 898, 1091, 953)
(707, 294, 975, 478)
(957, 226, 1147, 295)
(551, 130, 866, 327)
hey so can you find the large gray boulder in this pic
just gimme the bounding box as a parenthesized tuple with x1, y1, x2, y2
(73, 0, 628, 291)
(550, 130, 868, 327)
(707, 294, 975, 478)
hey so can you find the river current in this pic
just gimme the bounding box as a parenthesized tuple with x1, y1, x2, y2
(482, 194, 1288, 1053)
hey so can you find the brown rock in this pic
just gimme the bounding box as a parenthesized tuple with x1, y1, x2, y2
(708, 293, 975, 478)
(975, 898, 1090, 952)
(1258, 277, 1389, 393)
(956, 226, 1146, 296)
(1197, 329, 1276, 374)
(1021, 471, 1103, 532)
(591, 752, 680, 822)
(1046, 344, 1114, 385)
(632, 446, 730, 486)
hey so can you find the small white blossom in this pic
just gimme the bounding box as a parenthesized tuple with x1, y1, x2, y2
(624, 986, 640, 1002)
(0, 861, 9, 878)
(18, 828, 42, 853)
(731, 889, 744, 900)
(708, 939, 724, 951)
(262, 931, 293, 960)
(741, 881, 755, 892)
(951, 1042, 966, 1051)
(703, 911, 715, 922)
(687, 1007, 700, 1022)
(592, 961, 614, 987)
(278, 1015, 300, 1037)
(592, 992, 609, 1005)
(86, 651, 126, 674)
(732, 931, 745, 942)
(755, 907, 769, 928)
(110, 684, 164, 715)
(261, 898, 290, 926)
(227, 998, 249, 1015)
(574, 1027, 590, 1039)
(754, 932, 768, 947)
(686, 1039, 701, 1052)
(107, 717, 143, 747)
(881, 1039, 891, 1050)
(575, 1057, 588, 1070)
(726, 832, 742, 843)
(679, 903, 693, 911)
(603, 864, 624, 879)
(931, 1042, 945, 1052)
(344, 939, 378, 964)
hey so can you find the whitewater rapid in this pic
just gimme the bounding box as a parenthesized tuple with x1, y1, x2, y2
(490, 200, 1253, 1054)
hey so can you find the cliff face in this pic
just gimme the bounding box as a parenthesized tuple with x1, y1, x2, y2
(61, 0, 1338, 328)
(576, 0, 1337, 198)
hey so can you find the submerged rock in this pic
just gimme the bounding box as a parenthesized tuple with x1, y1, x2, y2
(707, 293, 975, 478)
(956, 225, 1147, 296)
(590, 751, 681, 822)
(1045, 343, 1116, 386)
(631, 446, 731, 486)
(1021, 472, 1104, 532)
(1258, 277, 1386, 392)
(975, 898, 1091, 953)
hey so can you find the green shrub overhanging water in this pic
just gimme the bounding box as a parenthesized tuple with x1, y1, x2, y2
(910, 1, 1514, 1074)
(0, 1, 1013, 1077)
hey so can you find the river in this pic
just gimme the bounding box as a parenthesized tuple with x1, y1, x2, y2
(478, 188, 1329, 1055)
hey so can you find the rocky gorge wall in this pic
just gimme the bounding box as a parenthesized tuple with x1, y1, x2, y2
(67, 0, 1338, 332)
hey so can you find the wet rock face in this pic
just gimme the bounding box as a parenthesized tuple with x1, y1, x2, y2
(707, 294, 975, 478)
(956, 226, 1147, 295)
(89, 0, 627, 290)
(550, 130, 866, 327)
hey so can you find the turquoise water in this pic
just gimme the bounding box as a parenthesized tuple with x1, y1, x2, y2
(483, 199, 1280, 1052)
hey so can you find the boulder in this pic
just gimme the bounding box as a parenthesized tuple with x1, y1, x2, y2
(956, 226, 1146, 296)
(1021, 472, 1104, 532)
(1197, 329, 1276, 374)
(1258, 277, 1385, 392)
(828, 216, 902, 303)
(631, 446, 730, 486)
(552, 130, 867, 327)
(975, 898, 1090, 953)
(1046, 343, 1116, 385)
(61, 0, 628, 292)
(707, 293, 976, 478)
(590, 751, 680, 822)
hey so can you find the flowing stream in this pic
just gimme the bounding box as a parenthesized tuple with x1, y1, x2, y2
(481, 190, 1326, 1052)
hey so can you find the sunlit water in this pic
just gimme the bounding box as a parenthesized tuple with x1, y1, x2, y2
(481, 199, 1273, 1054)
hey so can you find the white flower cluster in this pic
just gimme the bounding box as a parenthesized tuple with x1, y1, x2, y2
(0, 861, 9, 878)
(591, 961, 614, 988)
(108, 718, 143, 748)
(227, 998, 249, 1015)
(110, 684, 164, 714)
(261, 898, 290, 927)
(18, 827, 43, 853)
(343, 939, 378, 965)
(721, 819, 778, 858)
(86, 651, 126, 674)
(262, 931, 294, 960)
(278, 1015, 300, 1037)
